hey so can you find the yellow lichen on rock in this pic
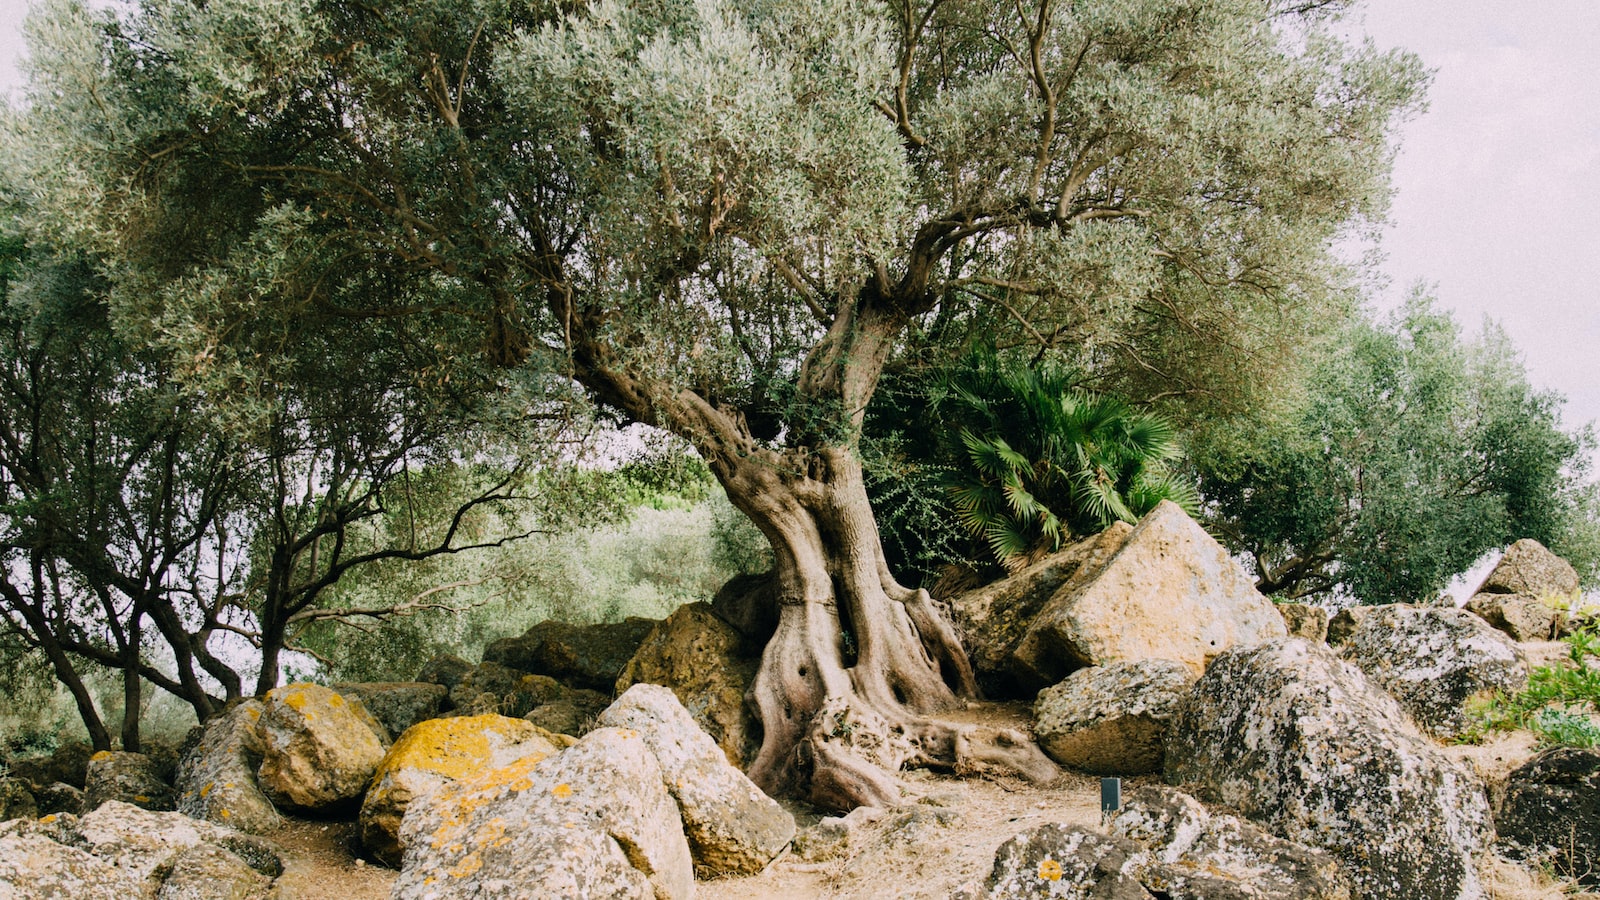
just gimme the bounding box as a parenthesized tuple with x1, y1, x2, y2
(361, 716, 562, 867)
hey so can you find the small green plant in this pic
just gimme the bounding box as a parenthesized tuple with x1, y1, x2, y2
(1529, 707, 1600, 749)
(1466, 620, 1600, 748)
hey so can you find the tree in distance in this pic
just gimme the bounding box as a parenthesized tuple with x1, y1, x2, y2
(1198, 292, 1600, 604)
(10, 0, 1423, 805)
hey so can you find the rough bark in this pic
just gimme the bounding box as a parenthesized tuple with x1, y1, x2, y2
(716, 443, 1055, 808)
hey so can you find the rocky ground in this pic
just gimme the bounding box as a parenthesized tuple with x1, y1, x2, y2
(268, 754, 1584, 900)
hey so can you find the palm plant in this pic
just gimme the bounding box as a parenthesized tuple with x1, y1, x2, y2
(941, 358, 1197, 570)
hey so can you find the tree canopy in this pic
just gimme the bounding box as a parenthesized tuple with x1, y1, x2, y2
(1199, 292, 1600, 604)
(7, 0, 1426, 804)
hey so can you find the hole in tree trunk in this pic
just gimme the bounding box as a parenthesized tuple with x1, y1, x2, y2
(833, 585, 859, 667)
(891, 681, 907, 706)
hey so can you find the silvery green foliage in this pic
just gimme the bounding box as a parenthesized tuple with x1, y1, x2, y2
(6, 0, 1424, 436)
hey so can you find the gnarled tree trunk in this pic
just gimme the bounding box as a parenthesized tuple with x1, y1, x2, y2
(715, 443, 1056, 809)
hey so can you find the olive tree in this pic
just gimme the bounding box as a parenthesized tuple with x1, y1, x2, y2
(11, 0, 1422, 805)
(1199, 293, 1600, 604)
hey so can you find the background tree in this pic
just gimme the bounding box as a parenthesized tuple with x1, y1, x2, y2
(0, 215, 590, 747)
(1198, 292, 1600, 604)
(11, 0, 1423, 805)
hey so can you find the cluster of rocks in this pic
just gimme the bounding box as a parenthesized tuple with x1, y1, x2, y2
(943, 507, 1594, 898)
(2, 682, 794, 897)
(1, 499, 1593, 898)
(0, 800, 284, 899)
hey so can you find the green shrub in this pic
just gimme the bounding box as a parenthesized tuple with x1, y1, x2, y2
(1466, 620, 1600, 748)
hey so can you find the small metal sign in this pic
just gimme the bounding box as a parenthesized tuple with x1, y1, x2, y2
(1100, 777, 1122, 824)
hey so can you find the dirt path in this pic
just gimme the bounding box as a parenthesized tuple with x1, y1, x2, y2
(269, 818, 396, 900)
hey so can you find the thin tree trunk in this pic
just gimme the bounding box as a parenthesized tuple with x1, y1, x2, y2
(121, 613, 142, 752)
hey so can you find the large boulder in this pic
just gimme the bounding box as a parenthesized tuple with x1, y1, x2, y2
(615, 601, 760, 767)
(1337, 604, 1528, 740)
(1010, 502, 1286, 688)
(358, 714, 566, 867)
(1107, 785, 1351, 900)
(482, 617, 658, 691)
(950, 523, 1133, 693)
(0, 801, 284, 899)
(447, 662, 566, 718)
(952, 823, 1153, 900)
(1496, 747, 1600, 887)
(8, 741, 94, 792)
(33, 782, 84, 816)
(83, 750, 175, 812)
(174, 700, 283, 834)
(255, 682, 389, 812)
(1165, 639, 1493, 900)
(394, 726, 694, 900)
(331, 681, 448, 739)
(1464, 592, 1567, 642)
(596, 683, 795, 874)
(1032, 659, 1195, 775)
(1475, 538, 1581, 601)
(0, 822, 143, 899)
(414, 653, 475, 694)
(154, 843, 274, 900)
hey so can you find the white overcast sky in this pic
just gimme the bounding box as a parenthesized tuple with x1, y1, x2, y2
(0, 0, 1595, 436)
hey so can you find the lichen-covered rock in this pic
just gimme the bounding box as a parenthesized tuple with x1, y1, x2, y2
(597, 683, 795, 875)
(1011, 502, 1286, 689)
(952, 823, 1153, 900)
(1165, 639, 1493, 900)
(175, 700, 282, 834)
(331, 681, 448, 739)
(52, 801, 283, 894)
(1275, 602, 1330, 642)
(1475, 538, 1581, 601)
(1496, 748, 1600, 887)
(34, 782, 83, 816)
(1324, 605, 1378, 646)
(792, 805, 887, 861)
(1338, 604, 1528, 739)
(0, 826, 142, 899)
(1464, 592, 1567, 642)
(358, 714, 565, 867)
(83, 750, 175, 812)
(615, 601, 760, 767)
(950, 524, 1133, 694)
(394, 726, 694, 900)
(482, 617, 658, 690)
(447, 663, 565, 719)
(8, 741, 93, 791)
(1033, 660, 1195, 775)
(0, 777, 37, 821)
(256, 682, 389, 812)
(154, 843, 273, 900)
(1108, 785, 1351, 900)
(415, 653, 475, 694)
